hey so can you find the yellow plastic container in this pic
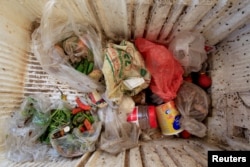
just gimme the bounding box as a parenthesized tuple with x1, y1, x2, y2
(156, 101, 183, 135)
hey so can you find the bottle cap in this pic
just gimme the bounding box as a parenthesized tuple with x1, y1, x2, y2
(63, 126, 70, 133)
(127, 107, 137, 122)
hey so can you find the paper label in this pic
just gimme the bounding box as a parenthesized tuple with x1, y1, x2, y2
(123, 77, 145, 90)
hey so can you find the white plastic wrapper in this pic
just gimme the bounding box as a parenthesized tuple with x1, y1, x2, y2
(169, 31, 207, 75)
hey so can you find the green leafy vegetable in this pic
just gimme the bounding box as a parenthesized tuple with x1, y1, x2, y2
(40, 107, 71, 144)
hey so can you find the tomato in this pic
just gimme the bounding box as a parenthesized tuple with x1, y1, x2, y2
(181, 130, 191, 139)
(78, 125, 85, 133)
(198, 73, 212, 88)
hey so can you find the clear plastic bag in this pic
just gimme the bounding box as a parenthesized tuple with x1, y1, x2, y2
(99, 105, 140, 155)
(48, 98, 102, 158)
(32, 0, 104, 92)
(50, 122, 102, 158)
(168, 31, 207, 75)
(5, 94, 54, 162)
(174, 82, 210, 137)
(135, 38, 184, 102)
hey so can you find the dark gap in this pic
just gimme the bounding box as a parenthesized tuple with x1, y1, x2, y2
(125, 149, 130, 167)
(156, 12, 170, 40)
(88, 0, 107, 41)
(139, 146, 147, 167)
(130, 1, 135, 40)
(143, 4, 154, 38)
(233, 126, 248, 141)
(164, 5, 188, 41)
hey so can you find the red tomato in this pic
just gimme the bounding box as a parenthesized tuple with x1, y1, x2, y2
(79, 125, 85, 133)
(181, 130, 191, 139)
(198, 73, 212, 88)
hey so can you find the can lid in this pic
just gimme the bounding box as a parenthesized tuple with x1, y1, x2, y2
(127, 107, 137, 122)
(148, 105, 158, 128)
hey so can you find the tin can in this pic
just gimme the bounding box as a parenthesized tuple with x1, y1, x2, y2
(156, 101, 182, 135)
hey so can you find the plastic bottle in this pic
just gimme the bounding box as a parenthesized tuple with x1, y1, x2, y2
(127, 105, 158, 130)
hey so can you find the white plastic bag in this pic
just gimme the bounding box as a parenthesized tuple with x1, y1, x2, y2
(169, 31, 207, 75)
(32, 0, 104, 92)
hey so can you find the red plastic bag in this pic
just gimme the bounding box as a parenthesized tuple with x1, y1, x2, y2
(135, 38, 184, 102)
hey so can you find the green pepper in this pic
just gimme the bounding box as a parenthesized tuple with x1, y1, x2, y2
(87, 61, 94, 75)
(82, 59, 89, 74)
(76, 63, 84, 72)
(86, 113, 94, 124)
(83, 113, 94, 124)
(72, 112, 86, 126)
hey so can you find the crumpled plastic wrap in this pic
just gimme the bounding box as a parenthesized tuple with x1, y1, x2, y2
(32, 0, 104, 92)
(99, 105, 140, 155)
(175, 82, 210, 137)
(169, 31, 207, 75)
(4, 94, 55, 162)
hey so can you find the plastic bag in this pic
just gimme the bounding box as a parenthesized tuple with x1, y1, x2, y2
(99, 105, 140, 155)
(135, 38, 184, 102)
(5, 94, 54, 162)
(174, 82, 210, 137)
(50, 122, 102, 158)
(117, 95, 135, 121)
(168, 31, 207, 75)
(32, 0, 104, 92)
(102, 40, 151, 104)
(48, 98, 102, 158)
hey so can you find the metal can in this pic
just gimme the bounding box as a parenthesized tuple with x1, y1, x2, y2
(156, 101, 182, 135)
